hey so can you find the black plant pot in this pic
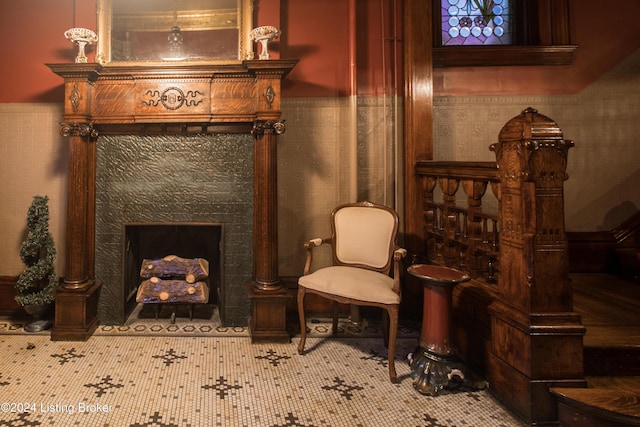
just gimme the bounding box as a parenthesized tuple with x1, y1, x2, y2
(23, 304, 53, 332)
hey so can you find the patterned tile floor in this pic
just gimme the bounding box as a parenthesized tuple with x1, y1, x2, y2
(0, 307, 526, 427)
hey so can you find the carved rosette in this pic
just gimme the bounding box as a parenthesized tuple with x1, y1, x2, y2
(251, 120, 286, 136)
(59, 122, 98, 138)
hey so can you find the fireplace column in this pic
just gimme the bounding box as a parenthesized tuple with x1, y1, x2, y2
(61, 126, 94, 288)
(247, 120, 291, 342)
(252, 120, 284, 289)
(50, 64, 101, 341)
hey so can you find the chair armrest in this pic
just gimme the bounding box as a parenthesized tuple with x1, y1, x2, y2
(305, 238, 324, 248)
(394, 248, 407, 260)
(392, 248, 407, 295)
(303, 237, 331, 275)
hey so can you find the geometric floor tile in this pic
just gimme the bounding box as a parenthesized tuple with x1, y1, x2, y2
(0, 333, 526, 426)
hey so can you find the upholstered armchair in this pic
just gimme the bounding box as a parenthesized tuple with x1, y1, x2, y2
(297, 201, 407, 382)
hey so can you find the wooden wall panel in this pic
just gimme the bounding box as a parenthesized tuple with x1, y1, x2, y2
(0, 276, 21, 313)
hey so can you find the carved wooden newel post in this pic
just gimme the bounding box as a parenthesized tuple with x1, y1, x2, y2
(487, 108, 586, 424)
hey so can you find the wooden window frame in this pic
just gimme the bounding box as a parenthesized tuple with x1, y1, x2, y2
(433, 0, 577, 67)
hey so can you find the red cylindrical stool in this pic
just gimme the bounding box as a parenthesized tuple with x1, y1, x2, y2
(407, 264, 485, 395)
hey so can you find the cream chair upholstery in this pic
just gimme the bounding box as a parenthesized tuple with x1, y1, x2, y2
(297, 201, 407, 382)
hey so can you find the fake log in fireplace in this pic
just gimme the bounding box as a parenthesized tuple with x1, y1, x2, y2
(48, 60, 297, 342)
(137, 254, 211, 324)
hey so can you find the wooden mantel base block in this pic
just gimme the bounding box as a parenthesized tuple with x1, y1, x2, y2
(51, 281, 101, 341)
(246, 282, 291, 343)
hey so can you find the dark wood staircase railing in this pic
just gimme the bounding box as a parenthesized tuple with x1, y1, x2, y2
(415, 108, 587, 424)
(414, 108, 588, 425)
(414, 108, 640, 426)
(416, 161, 500, 282)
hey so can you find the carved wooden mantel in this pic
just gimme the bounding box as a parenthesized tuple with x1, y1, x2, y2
(47, 60, 297, 341)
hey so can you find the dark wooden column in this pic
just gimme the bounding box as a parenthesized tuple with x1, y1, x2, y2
(50, 64, 102, 341)
(244, 63, 292, 343)
(246, 121, 291, 343)
(61, 128, 94, 288)
(251, 127, 285, 288)
(404, 0, 433, 256)
(245, 62, 292, 342)
(402, 0, 435, 321)
(249, 63, 293, 287)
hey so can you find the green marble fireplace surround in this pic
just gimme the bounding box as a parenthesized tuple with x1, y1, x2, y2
(96, 134, 254, 325)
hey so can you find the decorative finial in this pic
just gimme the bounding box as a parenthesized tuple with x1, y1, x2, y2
(64, 28, 98, 63)
(250, 26, 280, 60)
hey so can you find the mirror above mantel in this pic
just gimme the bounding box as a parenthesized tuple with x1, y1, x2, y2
(96, 0, 254, 65)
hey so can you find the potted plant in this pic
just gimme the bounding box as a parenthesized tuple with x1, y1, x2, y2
(15, 195, 58, 332)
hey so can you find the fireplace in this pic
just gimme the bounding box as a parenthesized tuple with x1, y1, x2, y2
(47, 60, 297, 341)
(122, 223, 223, 323)
(96, 133, 253, 325)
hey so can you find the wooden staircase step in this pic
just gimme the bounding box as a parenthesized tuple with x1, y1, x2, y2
(551, 377, 640, 427)
(559, 274, 640, 425)
(583, 325, 640, 376)
(573, 274, 640, 376)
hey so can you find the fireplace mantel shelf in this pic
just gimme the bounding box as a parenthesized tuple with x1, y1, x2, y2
(48, 59, 297, 342)
(47, 60, 298, 127)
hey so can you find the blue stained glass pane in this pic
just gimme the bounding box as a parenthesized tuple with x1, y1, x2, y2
(441, 0, 512, 46)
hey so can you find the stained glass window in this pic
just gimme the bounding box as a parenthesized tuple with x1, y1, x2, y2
(440, 0, 512, 46)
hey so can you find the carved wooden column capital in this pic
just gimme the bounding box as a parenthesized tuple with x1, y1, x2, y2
(59, 122, 99, 138)
(251, 120, 286, 136)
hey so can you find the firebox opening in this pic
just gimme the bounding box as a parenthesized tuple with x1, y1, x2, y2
(123, 223, 223, 322)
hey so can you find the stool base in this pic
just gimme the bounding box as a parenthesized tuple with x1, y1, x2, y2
(408, 346, 487, 395)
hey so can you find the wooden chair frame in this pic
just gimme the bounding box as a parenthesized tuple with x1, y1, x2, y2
(297, 201, 406, 382)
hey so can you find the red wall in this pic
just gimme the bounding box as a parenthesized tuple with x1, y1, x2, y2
(0, 0, 638, 103)
(0, 0, 73, 102)
(278, 0, 353, 97)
